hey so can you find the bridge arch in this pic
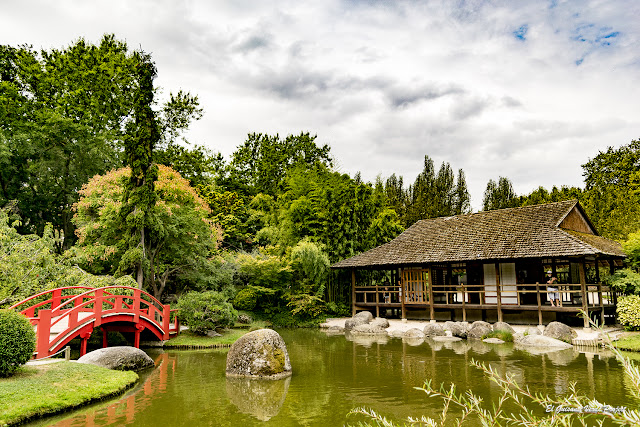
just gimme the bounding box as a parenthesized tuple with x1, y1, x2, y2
(10, 286, 179, 358)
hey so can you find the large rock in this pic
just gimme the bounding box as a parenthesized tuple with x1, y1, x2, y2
(77, 346, 154, 371)
(354, 311, 374, 323)
(423, 323, 445, 337)
(444, 321, 468, 338)
(493, 322, 515, 334)
(226, 329, 292, 379)
(371, 317, 389, 329)
(467, 321, 492, 340)
(543, 322, 578, 343)
(403, 328, 425, 339)
(517, 334, 573, 349)
(526, 327, 542, 336)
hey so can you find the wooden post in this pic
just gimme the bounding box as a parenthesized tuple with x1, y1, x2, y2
(134, 324, 145, 348)
(79, 330, 92, 357)
(461, 283, 467, 322)
(579, 260, 589, 329)
(162, 304, 171, 340)
(536, 283, 542, 325)
(495, 263, 503, 323)
(427, 267, 434, 321)
(351, 269, 356, 316)
(93, 289, 103, 327)
(375, 283, 380, 318)
(598, 282, 605, 326)
(400, 269, 406, 320)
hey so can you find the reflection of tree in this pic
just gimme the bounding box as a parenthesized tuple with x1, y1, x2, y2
(226, 376, 290, 421)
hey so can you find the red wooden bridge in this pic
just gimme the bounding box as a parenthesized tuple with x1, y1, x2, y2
(10, 286, 180, 358)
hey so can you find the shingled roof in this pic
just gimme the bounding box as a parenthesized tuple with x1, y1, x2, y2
(331, 200, 625, 269)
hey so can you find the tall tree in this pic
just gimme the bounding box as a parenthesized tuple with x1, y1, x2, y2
(227, 132, 332, 197)
(121, 52, 160, 288)
(482, 176, 517, 211)
(453, 169, 471, 215)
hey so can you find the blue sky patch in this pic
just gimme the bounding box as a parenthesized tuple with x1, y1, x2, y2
(513, 24, 528, 41)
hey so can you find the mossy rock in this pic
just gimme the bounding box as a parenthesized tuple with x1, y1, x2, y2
(226, 329, 292, 379)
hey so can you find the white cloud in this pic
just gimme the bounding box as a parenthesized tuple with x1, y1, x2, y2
(1, 0, 639, 210)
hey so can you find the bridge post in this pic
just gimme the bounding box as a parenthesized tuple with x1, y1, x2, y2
(36, 309, 52, 358)
(162, 305, 170, 340)
(79, 330, 92, 357)
(51, 289, 62, 310)
(94, 289, 103, 327)
(134, 324, 145, 348)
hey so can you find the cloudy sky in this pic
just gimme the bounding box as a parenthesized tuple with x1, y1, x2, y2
(2, 0, 639, 209)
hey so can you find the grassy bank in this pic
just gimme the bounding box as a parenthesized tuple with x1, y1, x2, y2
(615, 332, 640, 351)
(164, 321, 269, 349)
(0, 361, 138, 426)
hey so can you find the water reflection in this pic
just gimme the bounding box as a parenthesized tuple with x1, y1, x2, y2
(345, 331, 389, 347)
(226, 377, 291, 421)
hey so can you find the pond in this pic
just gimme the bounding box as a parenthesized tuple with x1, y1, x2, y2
(30, 329, 636, 426)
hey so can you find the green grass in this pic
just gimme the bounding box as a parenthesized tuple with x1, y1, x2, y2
(164, 329, 250, 348)
(165, 320, 270, 349)
(0, 361, 138, 426)
(482, 330, 514, 342)
(615, 332, 640, 351)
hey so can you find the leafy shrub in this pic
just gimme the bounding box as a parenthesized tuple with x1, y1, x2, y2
(606, 268, 640, 295)
(0, 310, 36, 377)
(617, 294, 640, 330)
(325, 301, 351, 317)
(177, 291, 238, 335)
(233, 287, 258, 311)
(286, 293, 325, 319)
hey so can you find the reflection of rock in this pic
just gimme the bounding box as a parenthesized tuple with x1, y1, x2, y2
(492, 344, 515, 357)
(351, 323, 388, 335)
(448, 340, 471, 355)
(403, 337, 425, 347)
(483, 337, 505, 344)
(515, 335, 573, 356)
(346, 332, 389, 347)
(468, 340, 491, 354)
(226, 376, 291, 421)
(77, 346, 154, 371)
(432, 336, 462, 342)
(543, 322, 577, 343)
(226, 329, 292, 379)
(546, 348, 579, 366)
(324, 326, 345, 334)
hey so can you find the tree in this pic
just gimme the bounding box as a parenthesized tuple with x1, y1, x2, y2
(71, 166, 221, 300)
(227, 132, 333, 196)
(120, 52, 160, 288)
(581, 139, 640, 240)
(0, 36, 203, 246)
(453, 169, 471, 215)
(482, 176, 517, 211)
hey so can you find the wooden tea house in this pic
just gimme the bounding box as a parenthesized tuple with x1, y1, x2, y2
(331, 200, 625, 327)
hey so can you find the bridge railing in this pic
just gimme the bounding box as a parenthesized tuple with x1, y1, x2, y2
(10, 286, 179, 358)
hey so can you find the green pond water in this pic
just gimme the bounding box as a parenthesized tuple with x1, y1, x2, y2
(31, 329, 637, 426)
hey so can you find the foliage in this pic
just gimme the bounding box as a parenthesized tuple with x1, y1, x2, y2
(235, 251, 293, 290)
(0, 210, 135, 307)
(0, 361, 137, 426)
(176, 291, 238, 335)
(0, 310, 35, 377)
(0, 36, 202, 248)
(482, 176, 518, 211)
(198, 185, 250, 251)
(623, 231, 640, 272)
(606, 269, 640, 296)
(348, 318, 640, 426)
(286, 293, 325, 319)
(227, 132, 333, 197)
(232, 287, 259, 311)
(581, 139, 640, 240)
(71, 165, 220, 300)
(518, 185, 583, 207)
(290, 239, 330, 294)
(617, 295, 640, 330)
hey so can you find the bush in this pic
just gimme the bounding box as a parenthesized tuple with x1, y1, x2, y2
(177, 291, 238, 335)
(617, 294, 640, 330)
(0, 310, 36, 377)
(482, 330, 514, 342)
(233, 287, 258, 311)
